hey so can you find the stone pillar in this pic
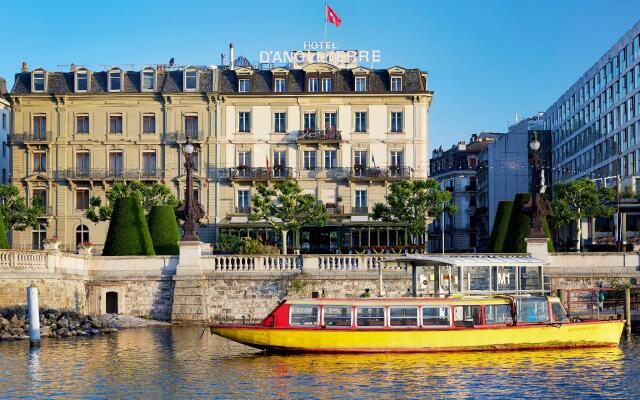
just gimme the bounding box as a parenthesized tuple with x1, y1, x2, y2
(525, 237, 549, 263)
(172, 241, 209, 323)
(176, 241, 203, 276)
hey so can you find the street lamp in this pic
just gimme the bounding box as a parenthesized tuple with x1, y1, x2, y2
(527, 133, 547, 238)
(177, 137, 205, 241)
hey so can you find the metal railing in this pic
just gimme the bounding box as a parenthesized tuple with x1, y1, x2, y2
(349, 166, 412, 180)
(229, 167, 294, 180)
(56, 169, 162, 181)
(564, 287, 640, 319)
(162, 131, 205, 142)
(11, 132, 53, 144)
(234, 207, 251, 214)
(325, 203, 344, 215)
(351, 206, 369, 215)
(296, 129, 342, 142)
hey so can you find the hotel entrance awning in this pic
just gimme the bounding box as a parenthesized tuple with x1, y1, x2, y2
(387, 254, 544, 267)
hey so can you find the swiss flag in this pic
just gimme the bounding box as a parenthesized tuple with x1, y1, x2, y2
(326, 4, 341, 27)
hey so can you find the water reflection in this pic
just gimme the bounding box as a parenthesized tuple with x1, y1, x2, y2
(0, 327, 637, 399)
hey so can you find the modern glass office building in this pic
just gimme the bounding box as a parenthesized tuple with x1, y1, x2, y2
(545, 21, 640, 188)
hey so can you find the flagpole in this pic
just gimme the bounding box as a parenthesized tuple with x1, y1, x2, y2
(324, 3, 327, 44)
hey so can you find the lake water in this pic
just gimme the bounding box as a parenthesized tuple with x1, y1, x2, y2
(1, 327, 639, 399)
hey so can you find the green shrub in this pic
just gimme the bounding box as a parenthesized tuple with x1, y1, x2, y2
(217, 234, 242, 252)
(238, 237, 279, 255)
(147, 205, 180, 255)
(487, 201, 513, 253)
(0, 216, 8, 249)
(103, 197, 155, 256)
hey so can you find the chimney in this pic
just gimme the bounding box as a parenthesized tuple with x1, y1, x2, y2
(229, 43, 234, 70)
(221, 53, 225, 67)
(21, 62, 28, 73)
(70, 63, 77, 72)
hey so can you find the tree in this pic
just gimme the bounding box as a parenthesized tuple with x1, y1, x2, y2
(503, 193, 554, 253)
(550, 178, 615, 252)
(85, 181, 178, 223)
(370, 179, 457, 252)
(0, 184, 43, 231)
(147, 205, 180, 255)
(249, 180, 328, 255)
(487, 201, 513, 253)
(103, 197, 156, 256)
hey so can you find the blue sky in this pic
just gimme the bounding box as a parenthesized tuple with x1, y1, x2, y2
(2, 0, 639, 151)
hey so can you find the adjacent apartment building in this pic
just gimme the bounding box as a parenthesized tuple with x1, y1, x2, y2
(429, 133, 499, 252)
(7, 57, 432, 252)
(546, 21, 640, 188)
(0, 77, 10, 184)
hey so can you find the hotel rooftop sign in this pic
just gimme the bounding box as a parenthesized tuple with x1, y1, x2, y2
(259, 41, 382, 69)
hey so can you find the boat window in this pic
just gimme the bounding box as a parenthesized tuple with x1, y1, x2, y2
(421, 306, 450, 327)
(453, 305, 483, 327)
(516, 298, 550, 323)
(323, 306, 352, 327)
(290, 305, 319, 326)
(485, 304, 513, 325)
(389, 307, 418, 327)
(551, 302, 569, 323)
(356, 307, 385, 327)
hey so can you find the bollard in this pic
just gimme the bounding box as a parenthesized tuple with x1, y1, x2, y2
(27, 286, 41, 346)
(624, 287, 632, 334)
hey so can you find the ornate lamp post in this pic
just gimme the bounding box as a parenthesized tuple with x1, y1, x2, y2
(177, 138, 204, 241)
(527, 133, 548, 238)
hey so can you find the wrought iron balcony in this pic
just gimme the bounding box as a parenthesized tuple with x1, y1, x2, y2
(296, 128, 342, 143)
(349, 166, 413, 181)
(235, 207, 251, 214)
(351, 207, 369, 215)
(162, 131, 205, 142)
(11, 132, 53, 144)
(229, 166, 294, 181)
(325, 203, 344, 215)
(56, 169, 162, 181)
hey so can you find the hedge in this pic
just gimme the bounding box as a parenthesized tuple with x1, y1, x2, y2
(147, 205, 180, 255)
(103, 197, 155, 256)
(487, 201, 513, 253)
(503, 193, 554, 253)
(0, 216, 8, 249)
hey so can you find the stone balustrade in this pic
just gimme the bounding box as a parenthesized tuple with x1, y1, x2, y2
(0, 250, 48, 271)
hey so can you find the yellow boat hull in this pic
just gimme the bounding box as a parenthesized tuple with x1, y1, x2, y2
(211, 321, 625, 353)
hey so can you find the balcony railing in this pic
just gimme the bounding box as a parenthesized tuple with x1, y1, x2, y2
(56, 169, 162, 181)
(351, 207, 369, 215)
(229, 167, 294, 181)
(11, 132, 53, 144)
(296, 129, 342, 143)
(349, 166, 412, 180)
(325, 203, 344, 215)
(162, 131, 205, 142)
(235, 207, 251, 214)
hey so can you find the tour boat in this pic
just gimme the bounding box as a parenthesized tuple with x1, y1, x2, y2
(209, 296, 625, 353)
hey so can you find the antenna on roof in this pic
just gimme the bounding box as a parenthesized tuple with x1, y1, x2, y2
(169, 57, 175, 66)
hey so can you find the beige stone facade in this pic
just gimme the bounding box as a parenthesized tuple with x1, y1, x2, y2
(9, 63, 432, 252)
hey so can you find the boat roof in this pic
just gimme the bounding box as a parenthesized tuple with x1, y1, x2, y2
(286, 296, 543, 306)
(386, 254, 544, 267)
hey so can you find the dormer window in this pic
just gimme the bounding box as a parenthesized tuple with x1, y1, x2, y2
(108, 69, 121, 92)
(141, 68, 155, 91)
(308, 78, 319, 92)
(355, 76, 366, 92)
(322, 78, 332, 92)
(238, 79, 250, 92)
(274, 78, 286, 92)
(32, 70, 45, 92)
(390, 76, 402, 91)
(184, 68, 198, 91)
(75, 69, 89, 92)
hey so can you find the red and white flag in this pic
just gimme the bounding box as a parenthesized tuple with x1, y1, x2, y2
(326, 4, 341, 27)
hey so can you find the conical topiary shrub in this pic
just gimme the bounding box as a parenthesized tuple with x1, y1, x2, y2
(487, 201, 513, 253)
(503, 193, 554, 253)
(103, 197, 155, 256)
(0, 216, 8, 249)
(147, 205, 180, 255)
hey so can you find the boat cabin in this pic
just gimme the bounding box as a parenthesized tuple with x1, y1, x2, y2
(259, 296, 569, 329)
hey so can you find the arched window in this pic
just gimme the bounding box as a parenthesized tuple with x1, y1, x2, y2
(183, 66, 198, 91)
(108, 67, 122, 92)
(75, 68, 90, 92)
(141, 67, 155, 91)
(31, 68, 47, 92)
(76, 224, 89, 246)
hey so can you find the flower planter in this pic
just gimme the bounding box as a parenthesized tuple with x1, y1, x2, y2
(78, 246, 94, 255)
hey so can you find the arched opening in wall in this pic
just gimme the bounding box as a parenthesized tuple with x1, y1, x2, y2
(76, 224, 89, 246)
(106, 291, 118, 314)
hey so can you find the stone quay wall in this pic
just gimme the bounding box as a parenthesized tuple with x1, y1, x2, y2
(1, 248, 640, 323)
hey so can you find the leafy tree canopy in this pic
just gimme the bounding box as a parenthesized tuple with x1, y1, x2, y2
(85, 181, 178, 223)
(0, 184, 43, 231)
(370, 179, 457, 241)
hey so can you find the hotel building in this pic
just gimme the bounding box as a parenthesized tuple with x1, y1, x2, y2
(8, 58, 431, 252)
